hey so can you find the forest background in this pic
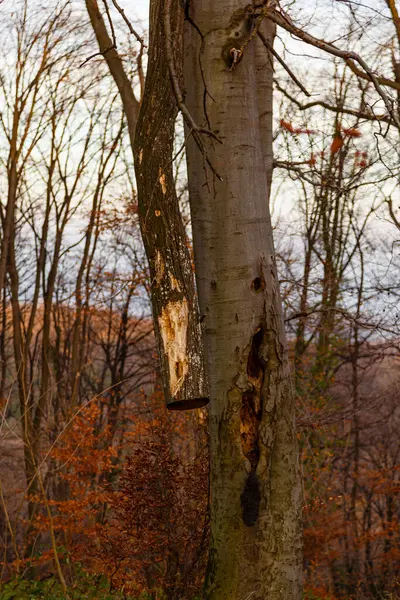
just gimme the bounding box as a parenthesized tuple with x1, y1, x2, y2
(0, 0, 399, 599)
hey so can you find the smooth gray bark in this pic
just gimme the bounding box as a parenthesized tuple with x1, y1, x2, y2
(184, 2, 303, 598)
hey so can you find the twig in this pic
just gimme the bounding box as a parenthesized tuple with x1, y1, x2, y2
(79, 45, 116, 68)
(267, 5, 400, 128)
(36, 468, 70, 598)
(137, 40, 145, 102)
(274, 160, 340, 189)
(163, 0, 223, 181)
(183, 0, 215, 130)
(274, 79, 389, 124)
(386, 196, 400, 231)
(258, 31, 310, 96)
(110, 0, 146, 47)
(102, 0, 116, 48)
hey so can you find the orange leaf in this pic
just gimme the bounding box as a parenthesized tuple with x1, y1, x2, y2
(342, 127, 361, 137)
(280, 119, 295, 133)
(330, 135, 343, 154)
(294, 127, 316, 135)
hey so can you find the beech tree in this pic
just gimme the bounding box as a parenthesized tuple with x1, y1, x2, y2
(2, 0, 400, 596)
(181, 3, 303, 598)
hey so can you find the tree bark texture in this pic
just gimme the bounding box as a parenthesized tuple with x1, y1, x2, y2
(183, 2, 303, 598)
(133, 0, 209, 408)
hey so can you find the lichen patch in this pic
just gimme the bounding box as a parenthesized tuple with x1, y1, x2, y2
(158, 298, 189, 397)
(159, 168, 167, 194)
(154, 250, 165, 284)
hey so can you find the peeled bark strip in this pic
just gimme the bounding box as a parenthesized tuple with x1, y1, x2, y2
(133, 0, 208, 409)
(184, 2, 302, 597)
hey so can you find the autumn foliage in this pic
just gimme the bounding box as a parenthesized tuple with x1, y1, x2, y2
(102, 393, 209, 598)
(20, 391, 209, 599)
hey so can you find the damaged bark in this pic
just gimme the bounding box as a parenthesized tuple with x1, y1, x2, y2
(86, 0, 209, 408)
(133, 0, 209, 408)
(183, 2, 302, 598)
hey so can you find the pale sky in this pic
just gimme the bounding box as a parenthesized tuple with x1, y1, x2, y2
(121, 0, 149, 23)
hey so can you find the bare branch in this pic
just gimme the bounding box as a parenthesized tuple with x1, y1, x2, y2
(102, 0, 116, 47)
(79, 44, 116, 68)
(274, 79, 390, 124)
(163, 0, 223, 180)
(267, 5, 400, 128)
(85, 0, 140, 146)
(258, 30, 310, 97)
(109, 0, 146, 47)
(387, 196, 400, 231)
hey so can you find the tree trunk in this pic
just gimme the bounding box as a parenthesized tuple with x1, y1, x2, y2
(183, 3, 302, 598)
(87, 0, 208, 408)
(133, 0, 209, 409)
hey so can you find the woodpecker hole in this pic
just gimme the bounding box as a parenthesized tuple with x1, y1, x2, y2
(252, 275, 265, 293)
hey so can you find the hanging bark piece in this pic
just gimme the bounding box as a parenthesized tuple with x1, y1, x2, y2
(133, 0, 208, 409)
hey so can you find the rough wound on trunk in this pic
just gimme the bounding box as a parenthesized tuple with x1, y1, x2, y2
(133, 0, 209, 410)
